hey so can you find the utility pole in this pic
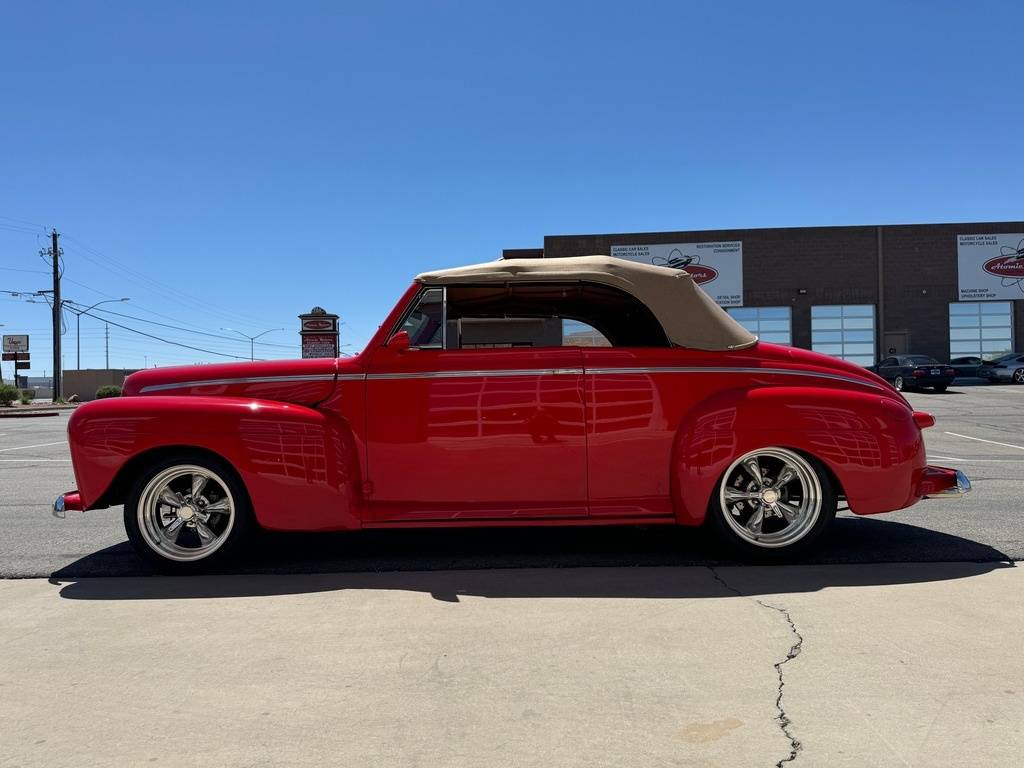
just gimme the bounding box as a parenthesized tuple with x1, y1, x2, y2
(105, 323, 110, 369)
(50, 229, 62, 403)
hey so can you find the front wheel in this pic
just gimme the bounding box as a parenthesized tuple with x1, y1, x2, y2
(124, 454, 254, 574)
(707, 447, 837, 561)
(1013, 369, 1024, 385)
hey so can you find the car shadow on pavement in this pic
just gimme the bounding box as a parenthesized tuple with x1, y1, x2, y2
(49, 517, 1015, 601)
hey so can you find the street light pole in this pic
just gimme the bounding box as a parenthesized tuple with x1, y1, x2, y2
(63, 298, 130, 369)
(222, 327, 286, 361)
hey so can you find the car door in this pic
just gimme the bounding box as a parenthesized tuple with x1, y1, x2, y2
(580, 346, 685, 518)
(363, 287, 588, 522)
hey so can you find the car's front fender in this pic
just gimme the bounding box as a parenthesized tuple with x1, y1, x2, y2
(68, 395, 362, 531)
(670, 385, 926, 525)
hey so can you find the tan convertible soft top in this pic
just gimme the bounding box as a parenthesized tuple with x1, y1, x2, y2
(416, 255, 757, 351)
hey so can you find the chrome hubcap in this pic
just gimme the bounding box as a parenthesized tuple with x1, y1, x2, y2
(719, 448, 822, 548)
(138, 465, 235, 562)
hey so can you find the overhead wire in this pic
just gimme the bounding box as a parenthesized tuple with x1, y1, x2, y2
(61, 235, 281, 328)
(75, 308, 250, 360)
(83, 304, 299, 349)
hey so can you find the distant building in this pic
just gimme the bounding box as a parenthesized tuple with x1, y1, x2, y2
(505, 221, 1024, 363)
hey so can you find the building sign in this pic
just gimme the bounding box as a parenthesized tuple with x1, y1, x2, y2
(957, 233, 1024, 301)
(298, 307, 340, 358)
(3, 334, 29, 354)
(610, 241, 743, 307)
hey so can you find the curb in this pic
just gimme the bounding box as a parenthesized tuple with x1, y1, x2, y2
(0, 410, 62, 418)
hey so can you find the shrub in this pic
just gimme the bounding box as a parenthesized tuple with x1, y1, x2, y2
(0, 383, 18, 406)
(19, 389, 35, 405)
(95, 385, 122, 399)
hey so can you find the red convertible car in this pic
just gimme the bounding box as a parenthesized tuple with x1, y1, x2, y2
(56, 256, 970, 571)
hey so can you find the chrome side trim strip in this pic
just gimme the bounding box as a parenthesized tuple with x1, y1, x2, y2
(586, 366, 883, 390)
(139, 366, 880, 391)
(139, 374, 340, 393)
(367, 368, 585, 381)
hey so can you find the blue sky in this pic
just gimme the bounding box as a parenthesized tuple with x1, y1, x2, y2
(1, 1, 1022, 374)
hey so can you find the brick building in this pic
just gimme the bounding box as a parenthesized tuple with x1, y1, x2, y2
(504, 221, 1024, 365)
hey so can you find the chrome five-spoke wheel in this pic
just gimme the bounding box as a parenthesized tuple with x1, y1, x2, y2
(137, 464, 236, 563)
(717, 447, 826, 550)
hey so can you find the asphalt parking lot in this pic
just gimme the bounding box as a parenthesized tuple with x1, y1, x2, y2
(1, 384, 1022, 578)
(2, 385, 1023, 767)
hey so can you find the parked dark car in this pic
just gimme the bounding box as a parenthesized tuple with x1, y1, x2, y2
(979, 353, 1024, 384)
(949, 356, 983, 378)
(876, 355, 956, 392)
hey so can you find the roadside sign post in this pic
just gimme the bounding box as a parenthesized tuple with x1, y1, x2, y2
(298, 307, 340, 359)
(2, 335, 30, 387)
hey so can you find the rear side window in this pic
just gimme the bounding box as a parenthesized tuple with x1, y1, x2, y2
(443, 282, 669, 349)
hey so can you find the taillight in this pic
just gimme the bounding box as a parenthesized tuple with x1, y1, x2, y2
(912, 369, 925, 377)
(913, 411, 935, 429)
(944, 368, 955, 376)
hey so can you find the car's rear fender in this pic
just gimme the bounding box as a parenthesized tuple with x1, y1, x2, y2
(68, 395, 362, 531)
(670, 385, 926, 525)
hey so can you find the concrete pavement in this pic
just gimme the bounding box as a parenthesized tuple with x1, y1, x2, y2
(2, 563, 1022, 767)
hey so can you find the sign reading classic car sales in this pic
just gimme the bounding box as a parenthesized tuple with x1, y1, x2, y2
(298, 307, 340, 358)
(957, 233, 1024, 301)
(610, 241, 743, 307)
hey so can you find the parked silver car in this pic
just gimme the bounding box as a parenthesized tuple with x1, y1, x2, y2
(979, 353, 1024, 383)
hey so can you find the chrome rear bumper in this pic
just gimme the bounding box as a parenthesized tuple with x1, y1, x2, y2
(52, 491, 83, 519)
(922, 468, 971, 499)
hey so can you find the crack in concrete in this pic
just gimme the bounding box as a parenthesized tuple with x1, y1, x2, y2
(708, 567, 804, 767)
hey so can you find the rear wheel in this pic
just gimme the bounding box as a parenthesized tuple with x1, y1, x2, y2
(708, 447, 837, 561)
(894, 375, 907, 391)
(124, 454, 253, 574)
(1013, 368, 1024, 384)
(933, 384, 948, 392)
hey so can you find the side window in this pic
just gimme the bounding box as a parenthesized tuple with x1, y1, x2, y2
(881, 357, 896, 367)
(562, 319, 611, 347)
(444, 282, 667, 349)
(399, 288, 443, 348)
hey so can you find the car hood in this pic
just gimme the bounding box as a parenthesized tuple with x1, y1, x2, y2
(122, 358, 344, 407)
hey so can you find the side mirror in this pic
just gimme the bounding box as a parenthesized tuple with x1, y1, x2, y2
(386, 330, 411, 352)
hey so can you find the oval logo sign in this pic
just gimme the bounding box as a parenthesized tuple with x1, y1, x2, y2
(983, 256, 1024, 279)
(683, 264, 718, 285)
(303, 320, 333, 330)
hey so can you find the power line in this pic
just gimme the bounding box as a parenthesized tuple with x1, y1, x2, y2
(0, 214, 48, 231)
(76, 308, 251, 360)
(84, 304, 298, 349)
(0, 222, 45, 236)
(0, 266, 49, 275)
(61, 235, 278, 328)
